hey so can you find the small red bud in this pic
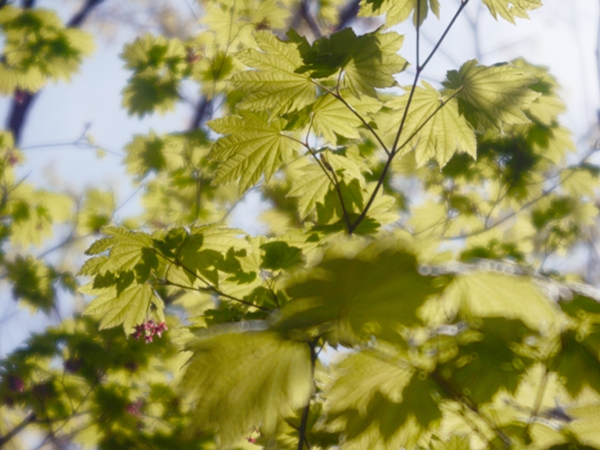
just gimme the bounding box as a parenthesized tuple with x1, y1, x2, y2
(14, 90, 26, 104)
(186, 48, 200, 63)
(6, 152, 18, 166)
(126, 399, 144, 416)
(7, 375, 24, 393)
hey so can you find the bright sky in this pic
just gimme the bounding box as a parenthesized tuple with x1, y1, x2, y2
(0, 0, 598, 356)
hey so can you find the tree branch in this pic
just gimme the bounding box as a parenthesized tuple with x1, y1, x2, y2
(346, 0, 469, 234)
(300, 0, 322, 39)
(0, 412, 37, 448)
(6, 0, 106, 145)
(348, 89, 462, 233)
(297, 339, 318, 450)
(335, 0, 361, 31)
(189, 95, 213, 130)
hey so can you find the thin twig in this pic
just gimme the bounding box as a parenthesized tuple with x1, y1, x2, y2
(316, 86, 391, 156)
(345, 1, 469, 234)
(349, 89, 462, 233)
(431, 370, 509, 449)
(0, 412, 36, 448)
(444, 145, 600, 241)
(297, 339, 318, 450)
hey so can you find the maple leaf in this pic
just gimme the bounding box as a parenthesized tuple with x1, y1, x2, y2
(483, 0, 542, 24)
(208, 111, 301, 193)
(387, 81, 476, 167)
(232, 31, 316, 116)
(443, 60, 540, 132)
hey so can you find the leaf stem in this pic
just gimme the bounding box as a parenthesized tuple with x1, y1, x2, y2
(0, 412, 36, 448)
(316, 84, 391, 156)
(303, 142, 352, 230)
(348, 90, 461, 233)
(297, 339, 318, 450)
(431, 370, 509, 449)
(153, 245, 270, 311)
(161, 276, 270, 311)
(347, 1, 469, 233)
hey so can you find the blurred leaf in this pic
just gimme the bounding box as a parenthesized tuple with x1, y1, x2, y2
(277, 246, 442, 343)
(482, 0, 542, 24)
(443, 60, 540, 131)
(181, 330, 313, 446)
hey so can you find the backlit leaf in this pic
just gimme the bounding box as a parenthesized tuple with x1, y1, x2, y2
(181, 330, 313, 446)
(442, 271, 561, 332)
(343, 31, 407, 98)
(358, 0, 441, 28)
(277, 245, 442, 343)
(233, 31, 316, 115)
(209, 112, 301, 193)
(482, 0, 542, 24)
(388, 81, 476, 166)
(443, 60, 540, 131)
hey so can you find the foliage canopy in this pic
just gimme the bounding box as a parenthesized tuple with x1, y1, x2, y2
(2, 0, 600, 449)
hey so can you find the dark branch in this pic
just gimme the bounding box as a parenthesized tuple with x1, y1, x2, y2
(297, 339, 318, 450)
(335, 0, 361, 31)
(68, 0, 106, 28)
(5, 0, 106, 146)
(189, 95, 213, 130)
(0, 412, 37, 448)
(300, 0, 322, 38)
(7, 93, 37, 145)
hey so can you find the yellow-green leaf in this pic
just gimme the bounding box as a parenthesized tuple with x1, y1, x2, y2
(444, 60, 540, 131)
(181, 330, 313, 446)
(233, 31, 316, 115)
(209, 112, 301, 193)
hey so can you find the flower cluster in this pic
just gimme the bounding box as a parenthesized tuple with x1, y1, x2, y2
(131, 319, 168, 343)
(7, 375, 24, 393)
(126, 399, 144, 416)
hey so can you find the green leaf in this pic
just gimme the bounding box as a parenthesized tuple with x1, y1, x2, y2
(277, 246, 442, 343)
(209, 112, 301, 193)
(99, 226, 153, 273)
(561, 168, 599, 199)
(288, 162, 332, 219)
(260, 241, 303, 270)
(358, 0, 441, 28)
(180, 330, 313, 446)
(443, 60, 540, 131)
(310, 92, 382, 142)
(554, 330, 600, 397)
(0, 6, 94, 94)
(232, 31, 316, 115)
(6, 256, 56, 312)
(442, 271, 561, 332)
(121, 34, 187, 117)
(388, 81, 476, 166)
(325, 349, 445, 448)
(325, 349, 414, 416)
(343, 31, 407, 98)
(439, 318, 533, 404)
(431, 435, 471, 450)
(291, 27, 361, 79)
(482, 0, 542, 24)
(84, 283, 155, 332)
(84, 238, 114, 256)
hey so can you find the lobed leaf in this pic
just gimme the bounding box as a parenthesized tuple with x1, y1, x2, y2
(443, 60, 540, 132)
(180, 330, 313, 446)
